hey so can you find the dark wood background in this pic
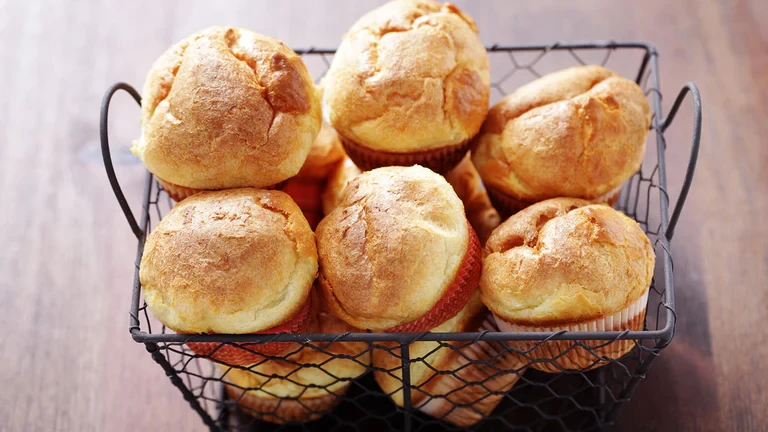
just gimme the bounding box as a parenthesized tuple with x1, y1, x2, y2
(1, 0, 766, 431)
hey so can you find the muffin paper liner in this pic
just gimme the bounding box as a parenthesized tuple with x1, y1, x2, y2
(493, 290, 649, 373)
(282, 178, 325, 229)
(157, 177, 286, 203)
(416, 312, 526, 427)
(339, 135, 470, 174)
(486, 184, 623, 219)
(225, 383, 345, 424)
(156, 178, 203, 202)
(385, 224, 482, 333)
(186, 298, 313, 366)
(596, 184, 622, 207)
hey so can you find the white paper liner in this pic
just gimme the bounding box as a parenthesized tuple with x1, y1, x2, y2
(416, 313, 527, 427)
(494, 290, 649, 373)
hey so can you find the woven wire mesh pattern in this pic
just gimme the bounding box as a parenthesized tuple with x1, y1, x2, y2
(127, 43, 675, 432)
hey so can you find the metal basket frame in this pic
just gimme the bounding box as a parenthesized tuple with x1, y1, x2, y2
(101, 41, 702, 432)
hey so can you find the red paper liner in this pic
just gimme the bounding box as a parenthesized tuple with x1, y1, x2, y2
(340, 135, 470, 174)
(487, 184, 623, 219)
(416, 313, 526, 427)
(301, 211, 323, 231)
(186, 298, 313, 366)
(494, 290, 648, 373)
(157, 177, 286, 203)
(282, 178, 325, 230)
(385, 224, 482, 333)
(226, 383, 345, 424)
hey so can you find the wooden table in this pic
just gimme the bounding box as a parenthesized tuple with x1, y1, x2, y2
(1, 0, 765, 430)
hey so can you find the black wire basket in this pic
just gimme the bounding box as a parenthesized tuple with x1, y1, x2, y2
(101, 41, 702, 432)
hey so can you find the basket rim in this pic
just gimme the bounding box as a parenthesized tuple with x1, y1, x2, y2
(118, 40, 676, 347)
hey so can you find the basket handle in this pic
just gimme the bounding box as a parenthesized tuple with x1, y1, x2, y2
(661, 82, 702, 241)
(100, 82, 144, 240)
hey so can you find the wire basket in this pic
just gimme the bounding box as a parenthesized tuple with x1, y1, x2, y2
(101, 41, 702, 432)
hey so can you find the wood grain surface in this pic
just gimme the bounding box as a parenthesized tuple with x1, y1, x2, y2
(0, 0, 766, 431)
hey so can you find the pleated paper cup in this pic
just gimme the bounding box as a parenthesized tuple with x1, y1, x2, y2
(225, 383, 345, 424)
(487, 184, 623, 218)
(339, 135, 470, 174)
(185, 340, 301, 367)
(494, 290, 649, 373)
(157, 177, 286, 203)
(385, 225, 482, 333)
(185, 298, 313, 366)
(157, 178, 202, 202)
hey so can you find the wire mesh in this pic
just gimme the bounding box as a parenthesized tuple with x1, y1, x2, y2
(108, 42, 690, 432)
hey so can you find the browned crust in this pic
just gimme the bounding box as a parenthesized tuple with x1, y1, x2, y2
(135, 26, 321, 190)
(139, 189, 318, 334)
(322, 0, 489, 153)
(316, 166, 469, 331)
(471, 65, 650, 202)
(340, 133, 470, 174)
(480, 198, 655, 327)
(479, 65, 616, 136)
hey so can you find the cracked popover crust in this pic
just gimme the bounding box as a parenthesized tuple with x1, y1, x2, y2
(132, 27, 321, 196)
(480, 198, 655, 327)
(321, 0, 490, 173)
(140, 189, 318, 337)
(471, 65, 651, 215)
(315, 165, 482, 332)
